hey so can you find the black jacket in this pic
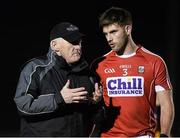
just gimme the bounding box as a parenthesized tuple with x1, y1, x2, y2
(14, 48, 97, 136)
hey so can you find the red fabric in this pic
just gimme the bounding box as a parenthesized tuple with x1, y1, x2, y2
(92, 46, 172, 137)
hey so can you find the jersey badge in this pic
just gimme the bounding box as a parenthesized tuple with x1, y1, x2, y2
(138, 66, 145, 73)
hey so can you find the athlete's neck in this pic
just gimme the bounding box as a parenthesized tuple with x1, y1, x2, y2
(117, 39, 138, 56)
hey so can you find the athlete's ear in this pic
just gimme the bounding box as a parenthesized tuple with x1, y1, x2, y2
(125, 25, 132, 35)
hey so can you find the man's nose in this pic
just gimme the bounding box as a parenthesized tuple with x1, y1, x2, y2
(73, 44, 81, 50)
(106, 34, 113, 42)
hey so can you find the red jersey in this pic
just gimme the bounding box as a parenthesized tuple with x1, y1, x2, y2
(91, 46, 172, 137)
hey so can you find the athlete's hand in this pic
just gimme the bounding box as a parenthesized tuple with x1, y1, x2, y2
(92, 83, 103, 103)
(60, 80, 88, 104)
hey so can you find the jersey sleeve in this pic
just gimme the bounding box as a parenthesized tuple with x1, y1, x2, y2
(154, 57, 172, 92)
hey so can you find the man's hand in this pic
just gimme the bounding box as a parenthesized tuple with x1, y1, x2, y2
(60, 80, 88, 104)
(92, 83, 103, 103)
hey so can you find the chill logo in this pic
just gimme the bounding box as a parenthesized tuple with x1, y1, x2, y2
(106, 76, 144, 97)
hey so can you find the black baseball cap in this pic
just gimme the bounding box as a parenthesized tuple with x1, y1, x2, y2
(50, 22, 84, 43)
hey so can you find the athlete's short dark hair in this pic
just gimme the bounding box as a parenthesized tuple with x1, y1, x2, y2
(99, 7, 132, 28)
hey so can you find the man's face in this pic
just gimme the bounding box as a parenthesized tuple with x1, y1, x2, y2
(52, 38, 82, 64)
(102, 23, 129, 53)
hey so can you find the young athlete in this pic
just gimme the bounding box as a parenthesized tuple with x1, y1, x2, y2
(91, 7, 174, 137)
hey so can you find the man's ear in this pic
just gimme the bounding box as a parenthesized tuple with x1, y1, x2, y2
(50, 40, 57, 51)
(125, 25, 132, 35)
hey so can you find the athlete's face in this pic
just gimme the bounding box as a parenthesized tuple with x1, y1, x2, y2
(102, 23, 129, 53)
(51, 38, 82, 64)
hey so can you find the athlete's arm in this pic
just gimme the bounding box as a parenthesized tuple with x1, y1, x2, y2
(156, 89, 174, 136)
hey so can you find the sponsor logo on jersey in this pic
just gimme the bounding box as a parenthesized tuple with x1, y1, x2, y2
(138, 66, 145, 73)
(106, 76, 144, 97)
(104, 68, 116, 73)
(119, 64, 132, 69)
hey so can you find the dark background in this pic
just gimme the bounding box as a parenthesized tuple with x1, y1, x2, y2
(0, 0, 179, 136)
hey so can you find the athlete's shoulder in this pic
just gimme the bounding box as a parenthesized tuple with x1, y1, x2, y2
(138, 46, 164, 62)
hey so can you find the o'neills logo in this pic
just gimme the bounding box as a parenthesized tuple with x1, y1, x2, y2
(106, 76, 144, 97)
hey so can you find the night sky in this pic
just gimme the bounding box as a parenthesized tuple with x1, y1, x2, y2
(0, 0, 179, 136)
